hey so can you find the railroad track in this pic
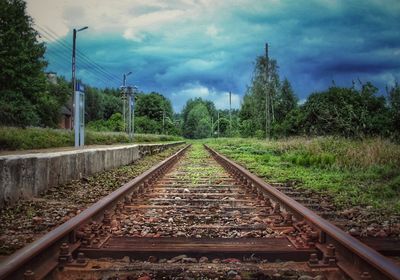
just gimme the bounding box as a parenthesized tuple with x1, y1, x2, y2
(0, 144, 399, 279)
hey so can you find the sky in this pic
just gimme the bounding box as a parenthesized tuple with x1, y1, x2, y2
(27, 0, 400, 112)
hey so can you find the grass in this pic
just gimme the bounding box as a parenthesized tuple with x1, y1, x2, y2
(203, 137, 400, 214)
(0, 126, 183, 151)
(177, 143, 225, 185)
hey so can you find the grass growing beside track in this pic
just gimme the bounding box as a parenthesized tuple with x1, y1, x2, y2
(204, 137, 400, 215)
(0, 126, 183, 151)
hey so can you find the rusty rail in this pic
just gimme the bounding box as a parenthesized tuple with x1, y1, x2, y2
(204, 145, 400, 280)
(0, 144, 190, 280)
(2, 143, 399, 279)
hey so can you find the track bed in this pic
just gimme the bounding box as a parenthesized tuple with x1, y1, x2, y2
(0, 144, 399, 280)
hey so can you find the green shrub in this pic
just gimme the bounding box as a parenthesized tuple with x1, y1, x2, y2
(255, 130, 264, 139)
(285, 150, 336, 168)
(0, 127, 73, 150)
(204, 136, 400, 215)
(259, 154, 271, 163)
(389, 175, 400, 193)
(0, 127, 183, 151)
(87, 113, 124, 132)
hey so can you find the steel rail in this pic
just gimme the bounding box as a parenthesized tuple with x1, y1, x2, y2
(0, 144, 190, 280)
(205, 145, 400, 280)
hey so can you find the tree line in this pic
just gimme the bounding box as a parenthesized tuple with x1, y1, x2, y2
(2, 0, 399, 141)
(179, 54, 399, 140)
(0, 0, 179, 135)
(239, 54, 400, 140)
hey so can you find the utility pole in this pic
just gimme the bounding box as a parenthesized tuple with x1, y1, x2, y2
(72, 29, 77, 106)
(217, 111, 220, 138)
(211, 116, 214, 137)
(127, 87, 132, 139)
(122, 72, 132, 133)
(131, 86, 138, 140)
(126, 86, 138, 140)
(71, 26, 88, 146)
(265, 43, 270, 140)
(162, 109, 165, 135)
(123, 74, 126, 132)
(229, 91, 232, 137)
(122, 93, 126, 132)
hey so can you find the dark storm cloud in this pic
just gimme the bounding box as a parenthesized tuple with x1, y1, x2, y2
(38, 0, 400, 111)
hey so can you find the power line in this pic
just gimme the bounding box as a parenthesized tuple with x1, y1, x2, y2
(38, 25, 122, 83)
(40, 29, 120, 86)
(43, 42, 115, 88)
(41, 30, 110, 85)
(35, 24, 121, 87)
(38, 33, 115, 87)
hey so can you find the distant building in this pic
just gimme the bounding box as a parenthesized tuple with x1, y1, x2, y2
(46, 72, 58, 85)
(45, 72, 73, 129)
(59, 106, 72, 129)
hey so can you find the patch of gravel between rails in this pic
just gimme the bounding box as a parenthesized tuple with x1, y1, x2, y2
(0, 145, 184, 256)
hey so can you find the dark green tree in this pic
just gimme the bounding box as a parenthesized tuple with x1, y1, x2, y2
(135, 92, 175, 134)
(102, 92, 122, 120)
(271, 78, 299, 137)
(214, 109, 239, 137)
(0, 0, 47, 126)
(388, 83, 400, 138)
(37, 76, 71, 127)
(185, 103, 211, 139)
(135, 116, 160, 134)
(299, 85, 389, 138)
(275, 78, 298, 122)
(182, 98, 215, 138)
(85, 86, 105, 122)
(136, 92, 173, 121)
(239, 56, 281, 137)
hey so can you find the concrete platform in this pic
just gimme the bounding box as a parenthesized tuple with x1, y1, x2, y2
(0, 142, 184, 208)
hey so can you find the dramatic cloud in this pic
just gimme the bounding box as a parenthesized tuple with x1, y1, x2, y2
(171, 82, 240, 111)
(27, 0, 400, 112)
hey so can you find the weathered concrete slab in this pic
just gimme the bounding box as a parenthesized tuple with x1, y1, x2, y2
(0, 142, 184, 208)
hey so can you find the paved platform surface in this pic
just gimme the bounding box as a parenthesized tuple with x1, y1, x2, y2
(0, 142, 176, 157)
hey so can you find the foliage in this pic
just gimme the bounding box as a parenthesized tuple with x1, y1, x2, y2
(297, 84, 390, 138)
(85, 86, 105, 121)
(134, 116, 161, 134)
(135, 92, 176, 135)
(0, 126, 183, 151)
(37, 76, 71, 128)
(274, 78, 298, 122)
(0, 90, 40, 127)
(205, 137, 400, 214)
(196, 116, 212, 139)
(87, 112, 124, 132)
(182, 99, 213, 138)
(136, 92, 173, 121)
(1, 4, 397, 143)
(102, 89, 122, 120)
(133, 133, 183, 143)
(237, 53, 398, 141)
(0, 0, 47, 127)
(0, 126, 72, 150)
(239, 56, 297, 138)
(85, 86, 121, 122)
(86, 89, 180, 136)
(388, 83, 400, 140)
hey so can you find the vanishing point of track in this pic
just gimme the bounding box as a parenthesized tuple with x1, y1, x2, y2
(0, 144, 399, 279)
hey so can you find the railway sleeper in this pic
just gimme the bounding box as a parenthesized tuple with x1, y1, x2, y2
(1, 144, 399, 280)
